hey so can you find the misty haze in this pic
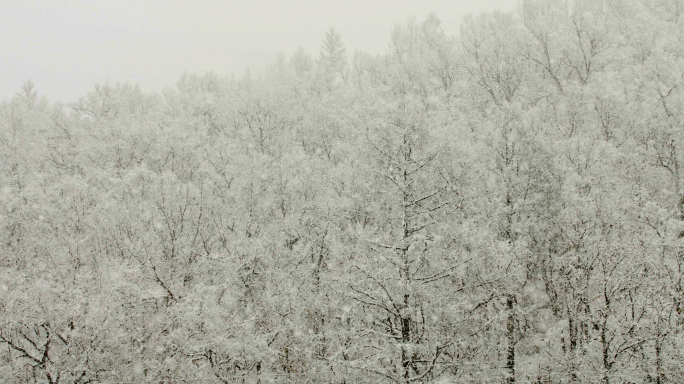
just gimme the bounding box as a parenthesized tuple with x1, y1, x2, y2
(1, 0, 683, 383)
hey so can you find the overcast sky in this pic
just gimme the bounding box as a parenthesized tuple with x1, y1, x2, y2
(1, 0, 517, 103)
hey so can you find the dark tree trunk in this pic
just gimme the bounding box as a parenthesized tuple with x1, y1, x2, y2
(506, 295, 516, 384)
(402, 294, 411, 381)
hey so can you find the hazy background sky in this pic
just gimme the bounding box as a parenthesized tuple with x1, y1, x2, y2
(0, 0, 517, 104)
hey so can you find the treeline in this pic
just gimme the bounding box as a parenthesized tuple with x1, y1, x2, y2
(1, 1, 684, 383)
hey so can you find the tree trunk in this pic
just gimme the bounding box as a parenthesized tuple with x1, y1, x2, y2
(568, 314, 578, 383)
(402, 294, 411, 382)
(506, 295, 516, 384)
(655, 332, 662, 384)
(601, 323, 610, 384)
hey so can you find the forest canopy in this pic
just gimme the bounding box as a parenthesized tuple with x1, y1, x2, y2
(2, 1, 684, 383)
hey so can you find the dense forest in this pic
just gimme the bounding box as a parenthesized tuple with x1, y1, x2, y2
(2, 0, 684, 383)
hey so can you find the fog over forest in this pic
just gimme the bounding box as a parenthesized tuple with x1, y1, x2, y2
(2, 1, 684, 383)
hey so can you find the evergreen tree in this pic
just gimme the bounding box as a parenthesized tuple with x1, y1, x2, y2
(319, 28, 347, 85)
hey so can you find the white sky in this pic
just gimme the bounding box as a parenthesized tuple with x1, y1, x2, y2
(0, 0, 517, 103)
